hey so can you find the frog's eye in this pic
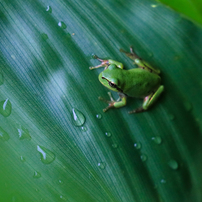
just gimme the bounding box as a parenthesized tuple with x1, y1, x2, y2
(108, 81, 117, 88)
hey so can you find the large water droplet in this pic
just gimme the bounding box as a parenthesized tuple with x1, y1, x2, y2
(37, 145, 55, 164)
(58, 21, 67, 29)
(46, 5, 52, 13)
(98, 162, 106, 169)
(0, 127, 9, 141)
(18, 127, 31, 140)
(0, 99, 12, 117)
(151, 136, 162, 144)
(72, 108, 85, 126)
(168, 159, 178, 170)
(33, 171, 41, 178)
(134, 142, 142, 149)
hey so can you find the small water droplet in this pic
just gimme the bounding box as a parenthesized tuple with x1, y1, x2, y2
(183, 101, 192, 111)
(37, 145, 55, 164)
(58, 180, 63, 184)
(96, 114, 102, 119)
(81, 126, 87, 132)
(46, 5, 52, 13)
(112, 143, 118, 148)
(41, 33, 48, 40)
(168, 159, 178, 170)
(20, 156, 26, 162)
(105, 132, 111, 137)
(134, 142, 141, 149)
(140, 154, 147, 162)
(0, 71, 4, 85)
(0, 127, 9, 141)
(0, 99, 12, 117)
(33, 171, 41, 178)
(18, 127, 31, 140)
(98, 162, 106, 169)
(58, 21, 67, 29)
(160, 179, 166, 184)
(151, 136, 162, 144)
(72, 108, 85, 127)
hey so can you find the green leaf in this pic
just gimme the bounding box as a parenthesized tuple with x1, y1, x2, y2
(0, 0, 202, 201)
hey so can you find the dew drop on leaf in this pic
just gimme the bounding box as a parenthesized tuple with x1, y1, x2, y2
(98, 162, 106, 169)
(112, 143, 118, 148)
(58, 21, 67, 29)
(72, 108, 85, 127)
(140, 154, 147, 162)
(33, 171, 41, 178)
(134, 142, 141, 149)
(37, 145, 55, 164)
(46, 5, 52, 13)
(105, 132, 112, 137)
(0, 127, 9, 141)
(168, 159, 179, 170)
(151, 136, 162, 144)
(0, 99, 12, 117)
(18, 127, 31, 140)
(96, 114, 102, 119)
(20, 156, 26, 162)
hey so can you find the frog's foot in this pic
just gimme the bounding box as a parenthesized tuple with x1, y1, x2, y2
(99, 92, 127, 112)
(89, 55, 109, 70)
(98, 92, 116, 112)
(120, 46, 140, 61)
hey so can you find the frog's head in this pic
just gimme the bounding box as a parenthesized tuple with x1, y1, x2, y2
(98, 64, 122, 92)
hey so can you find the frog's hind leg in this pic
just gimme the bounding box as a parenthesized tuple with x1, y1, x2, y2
(129, 85, 164, 113)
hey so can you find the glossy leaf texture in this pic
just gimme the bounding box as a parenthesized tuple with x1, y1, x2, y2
(0, 0, 202, 201)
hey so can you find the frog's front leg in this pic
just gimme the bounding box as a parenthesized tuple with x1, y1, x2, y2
(129, 85, 164, 113)
(89, 56, 124, 70)
(120, 47, 160, 74)
(99, 92, 127, 112)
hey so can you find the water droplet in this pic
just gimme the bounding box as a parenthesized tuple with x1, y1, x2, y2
(134, 142, 141, 149)
(81, 126, 87, 132)
(168, 159, 178, 170)
(58, 180, 63, 184)
(46, 5, 52, 13)
(112, 143, 118, 148)
(58, 21, 67, 29)
(140, 154, 147, 162)
(151, 136, 162, 144)
(160, 179, 166, 184)
(0, 99, 12, 117)
(105, 132, 112, 137)
(72, 108, 85, 127)
(18, 127, 31, 140)
(0, 71, 4, 85)
(0, 127, 9, 141)
(33, 171, 41, 178)
(20, 156, 26, 162)
(183, 101, 192, 111)
(96, 114, 102, 119)
(37, 145, 55, 164)
(98, 162, 106, 169)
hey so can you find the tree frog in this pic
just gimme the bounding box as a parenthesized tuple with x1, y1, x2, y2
(89, 47, 164, 113)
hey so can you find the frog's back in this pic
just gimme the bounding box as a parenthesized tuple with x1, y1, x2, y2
(121, 68, 161, 98)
